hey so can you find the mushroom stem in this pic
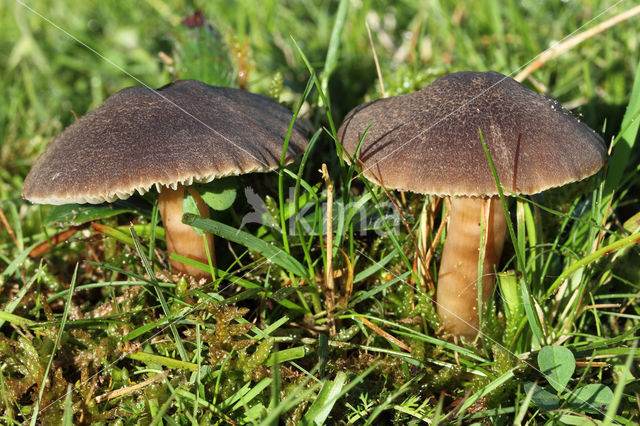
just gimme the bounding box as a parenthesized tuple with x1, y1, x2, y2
(436, 196, 507, 339)
(158, 184, 215, 280)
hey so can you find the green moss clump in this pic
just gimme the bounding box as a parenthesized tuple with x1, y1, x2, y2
(335, 324, 360, 342)
(414, 290, 440, 334)
(420, 364, 464, 394)
(239, 337, 274, 381)
(202, 305, 254, 366)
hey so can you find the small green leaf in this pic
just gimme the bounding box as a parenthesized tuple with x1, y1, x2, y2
(538, 345, 575, 393)
(196, 179, 237, 211)
(567, 384, 614, 413)
(183, 189, 204, 236)
(524, 382, 561, 411)
(182, 189, 201, 216)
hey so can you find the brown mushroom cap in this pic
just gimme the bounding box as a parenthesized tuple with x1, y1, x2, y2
(23, 80, 308, 204)
(338, 71, 606, 196)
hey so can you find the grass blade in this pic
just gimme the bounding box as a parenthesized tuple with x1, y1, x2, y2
(604, 59, 640, 195)
(127, 351, 197, 371)
(1, 242, 38, 280)
(0, 271, 36, 328)
(301, 371, 347, 425)
(184, 214, 309, 280)
(62, 384, 73, 426)
(320, 0, 349, 95)
(278, 74, 315, 255)
(546, 230, 640, 298)
(458, 368, 516, 414)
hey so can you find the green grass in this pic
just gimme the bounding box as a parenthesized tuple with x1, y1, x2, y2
(2, 0, 640, 424)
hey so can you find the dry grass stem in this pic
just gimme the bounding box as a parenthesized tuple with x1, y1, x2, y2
(419, 202, 428, 291)
(515, 4, 640, 82)
(29, 227, 81, 258)
(94, 372, 166, 403)
(575, 361, 609, 368)
(359, 317, 412, 353)
(337, 246, 355, 306)
(366, 20, 387, 98)
(321, 163, 337, 336)
(0, 206, 18, 247)
(375, 171, 430, 291)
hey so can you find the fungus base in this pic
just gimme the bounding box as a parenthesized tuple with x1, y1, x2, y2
(158, 185, 215, 281)
(436, 196, 507, 339)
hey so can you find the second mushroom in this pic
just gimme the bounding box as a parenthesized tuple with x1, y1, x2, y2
(338, 71, 606, 339)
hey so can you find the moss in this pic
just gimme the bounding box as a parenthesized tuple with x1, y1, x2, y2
(36, 264, 63, 293)
(240, 337, 274, 381)
(414, 290, 440, 333)
(217, 368, 245, 402)
(0, 335, 44, 401)
(282, 376, 313, 425)
(202, 305, 254, 366)
(388, 278, 413, 318)
(421, 364, 464, 393)
(482, 298, 503, 343)
(334, 324, 360, 342)
(175, 275, 189, 298)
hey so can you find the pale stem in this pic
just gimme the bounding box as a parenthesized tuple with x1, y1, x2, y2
(436, 196, 507, 339)
(158, 184, 215, 281)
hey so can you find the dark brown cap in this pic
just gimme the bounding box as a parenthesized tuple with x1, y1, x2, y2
(338, 71, 606, 196)
(23, 80, 307, 204)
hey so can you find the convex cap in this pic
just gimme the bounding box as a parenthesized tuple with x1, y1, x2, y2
(23, 79, 308, 204)
(338, 71, 606, 196)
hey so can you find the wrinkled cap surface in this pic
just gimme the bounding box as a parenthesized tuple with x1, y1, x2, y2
(338, 71, 606, 196)
(23, 80, 308, 204)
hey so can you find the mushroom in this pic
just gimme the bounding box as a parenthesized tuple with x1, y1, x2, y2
(23, 79, 308, 280)
(338, 71, 606, 339)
